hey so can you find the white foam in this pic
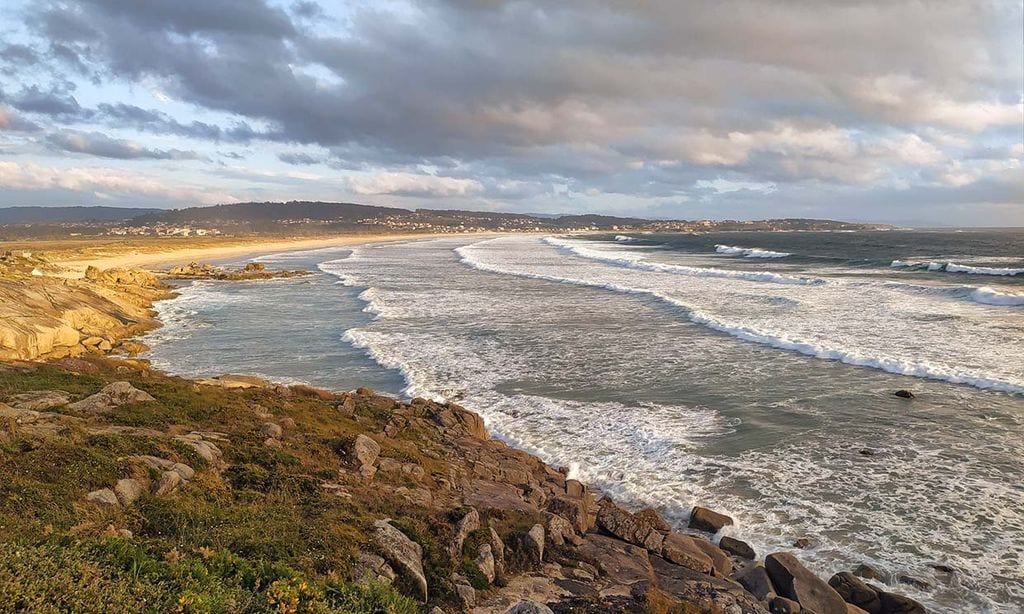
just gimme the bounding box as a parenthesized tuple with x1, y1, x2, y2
(715, 244, 791, 258)
(970, 287, 1024, 306)
(544, 236, 822, 286)
(884, 282, 1024, 308)
(457, 239, 1024, 395)
(946, 262, 1024, 276)
(614, 235, 637, 242)
(891, 259, 1024, 276)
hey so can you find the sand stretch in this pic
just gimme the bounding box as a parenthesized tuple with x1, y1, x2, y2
(51, 232, 453, 277)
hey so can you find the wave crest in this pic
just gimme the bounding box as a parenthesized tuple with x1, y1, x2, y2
(545, 237, 822, 286)
(715, 244, 791, 258)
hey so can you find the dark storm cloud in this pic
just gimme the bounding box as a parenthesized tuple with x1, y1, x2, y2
(45, 128, 201, 160)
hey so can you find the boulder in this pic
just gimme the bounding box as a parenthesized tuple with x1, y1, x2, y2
(544, 512, 577, 547)
(489, 527, 506, 575)
(546, 495, 593, 533)
(352, 553, 396, 585)
(771, 596, 802, 613)
(596, 499, 669, 552)
(475, 543, 496, 583)
(85, 488, 119, 507)
(877, 591, 926, 614)
(720, 535, 756, 559)
(504, 601, 555, 614)
(464, 479, 537, 513)
(689, 506, 734, 533)
(8, 390, 71, 411)
(353, 434, 381, 468)
(793, 537, 813, 549)
(897, 576, 930, 591)
(765, 552, 847, 614)
(153, 471, 183, 496)
(828, 572, 881, 613)
(113, 478, 144, 505)
(170, 463, 195, 481)
(734, 562, 775, 600)
(650, 556, 767, 613)
(67, 381, 155, 413)
(660, 533, 714, 574)
(853, 563, 884, 581)
(0, 403, 40, 425)
(565, 479, 585, 498)
(374, 520, 427, 602)
(576, 534, 655, 586)
(260, 422, 283, 439)
(692, 537, 732, 577)
(451, 507, 480, 558)
(173, 434, 224, 466)
(455, 583, 476, 610)
(525, 524, 545, 565)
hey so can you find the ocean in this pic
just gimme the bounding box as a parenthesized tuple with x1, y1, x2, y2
(142, 229, 1024, 613)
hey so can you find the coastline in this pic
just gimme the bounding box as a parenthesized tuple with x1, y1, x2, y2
(0, 239, 934, 613)
(49, 232, 478, 278)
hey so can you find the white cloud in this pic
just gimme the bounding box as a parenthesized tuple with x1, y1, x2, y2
(345, 172, 483, 197)
(0, 161, 236, 204)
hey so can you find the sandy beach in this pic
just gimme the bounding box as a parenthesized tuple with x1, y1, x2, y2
(51, 233, 452, 277)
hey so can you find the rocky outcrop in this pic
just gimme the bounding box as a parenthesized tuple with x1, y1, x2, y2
(165, 261, 309, 281)
(0, 267, 168, 361)
(525, 525, 545, 565)
(6, 390, 71, 411)
(374, 519, 428, 602)
(67, 381, 155, 413)
(766, 552, 848, 614)
(451, 507, 480, 558)
(661, 533, 714, 574)
(596, 499, 670, 552)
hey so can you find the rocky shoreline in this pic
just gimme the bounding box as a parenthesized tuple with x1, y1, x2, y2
(164, 261, 310, 281)
(0, 265, 930, 613)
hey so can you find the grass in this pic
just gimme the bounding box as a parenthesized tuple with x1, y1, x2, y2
(0, 359, 428, 611)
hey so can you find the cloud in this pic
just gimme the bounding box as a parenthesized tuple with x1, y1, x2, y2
(7, 84, 85, 117)
(0, 106, 41, 132)
(0, 0, 1019, 222)
(45, 129, 201, 160)
(0, 160, 235, 204)
(346, 172, 484, 197)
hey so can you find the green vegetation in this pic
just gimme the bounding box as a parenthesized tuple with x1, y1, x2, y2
(0, 359, 442, 612)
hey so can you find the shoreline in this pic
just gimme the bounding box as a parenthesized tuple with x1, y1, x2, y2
(50, 232, 486, 278)
(2, 238, 936, 613)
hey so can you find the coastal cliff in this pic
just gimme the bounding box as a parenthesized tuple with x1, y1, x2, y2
(0, 267, 928, 613)
(0, 253, 170, 361)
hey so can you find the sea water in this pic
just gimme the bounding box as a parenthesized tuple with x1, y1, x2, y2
(143, 230, 1024, 613)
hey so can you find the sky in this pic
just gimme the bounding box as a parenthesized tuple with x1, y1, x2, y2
(0, 0, 1021, 225)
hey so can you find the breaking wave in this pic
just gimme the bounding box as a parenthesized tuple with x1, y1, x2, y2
(458, 239, 1024, 395)
(891, 260, 1024, 277)
(715, 244, 791, 258)
(544, 236, 823, 286)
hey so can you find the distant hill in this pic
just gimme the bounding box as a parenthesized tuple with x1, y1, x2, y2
(0, 206, 158, 224)
(0, 201, 891, 235)
(139, 201, 409, 224)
